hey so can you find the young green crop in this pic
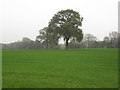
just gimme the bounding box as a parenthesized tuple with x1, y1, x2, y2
(2, 49, 118, 88)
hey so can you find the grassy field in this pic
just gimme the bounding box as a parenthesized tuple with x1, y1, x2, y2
(2, 48, 118, 88)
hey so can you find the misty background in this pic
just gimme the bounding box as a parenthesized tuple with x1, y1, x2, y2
(0, 0, 119, 44)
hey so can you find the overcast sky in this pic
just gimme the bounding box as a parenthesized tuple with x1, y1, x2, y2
(0, 0, 119, 44)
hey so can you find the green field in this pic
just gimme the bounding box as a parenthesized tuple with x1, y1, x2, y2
(2, 49, 118, 88)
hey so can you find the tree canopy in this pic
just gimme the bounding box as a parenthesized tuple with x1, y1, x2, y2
(48, 9, 83, 49)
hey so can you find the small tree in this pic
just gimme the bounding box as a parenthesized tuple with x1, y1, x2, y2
(83, 34, 97, 48)
(36, 27, 59, 49)
(109, 31, 118, 48)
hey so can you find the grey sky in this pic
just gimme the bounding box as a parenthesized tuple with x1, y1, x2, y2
(0, 0, 119, 43)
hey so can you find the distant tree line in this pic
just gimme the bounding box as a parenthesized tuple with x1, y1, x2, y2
(2, 37, 50, 49)
(69, 31, 120, 48)
(2, 31, 119, 49)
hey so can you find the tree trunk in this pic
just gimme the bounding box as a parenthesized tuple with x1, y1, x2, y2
(65, 39, 69, 50)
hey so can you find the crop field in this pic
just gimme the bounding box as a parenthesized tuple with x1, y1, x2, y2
(2, 49, 118, 88)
